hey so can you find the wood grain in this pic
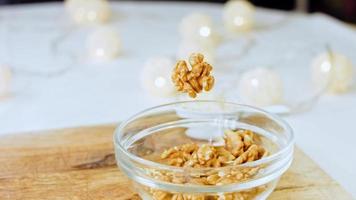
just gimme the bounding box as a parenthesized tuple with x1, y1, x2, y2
(0, 125, 352, 200)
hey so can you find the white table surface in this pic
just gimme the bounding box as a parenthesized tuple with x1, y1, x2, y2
(0, 1, 355, 198)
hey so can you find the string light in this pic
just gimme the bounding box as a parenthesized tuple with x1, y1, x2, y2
(179, 13, 219, 47)
(311, 52, 354, 94)
(223, 0, 255, 33)
(141, 57, 176, 97)
(65, 0, 111, 25)
(238, 68, 283, 106)
(86, 27, 122, 61)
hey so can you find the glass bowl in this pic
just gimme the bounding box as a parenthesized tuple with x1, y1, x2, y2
(114, 101, 294, 200)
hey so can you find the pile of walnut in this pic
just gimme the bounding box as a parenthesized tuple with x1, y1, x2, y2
(172, 53, 215, 98)
(160, 129, 267, 168)
(145, 130, 269, 200)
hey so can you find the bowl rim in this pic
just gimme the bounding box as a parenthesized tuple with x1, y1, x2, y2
(113, 100, 295, 173)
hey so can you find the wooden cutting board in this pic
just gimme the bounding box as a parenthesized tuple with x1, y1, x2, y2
(0, 125, 352, 200)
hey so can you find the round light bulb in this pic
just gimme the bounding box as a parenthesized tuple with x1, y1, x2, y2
(312, 52, 354, 94)
(223, 0, 255, 33)
(179, 13, 219, 47)
(65, 0, 111, 25)
(0, 65, 12, 98)
(238, 68, 283, 107)
(86, 27, 122, 61)
(141, 57, 176, 97)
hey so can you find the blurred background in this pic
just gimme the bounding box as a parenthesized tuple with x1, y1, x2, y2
(1, 0, 355, 23)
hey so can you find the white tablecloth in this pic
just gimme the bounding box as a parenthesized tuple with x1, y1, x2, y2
(0, 1, 355, 197)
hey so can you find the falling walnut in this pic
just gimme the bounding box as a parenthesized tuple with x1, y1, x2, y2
(172, 53, 215, 98)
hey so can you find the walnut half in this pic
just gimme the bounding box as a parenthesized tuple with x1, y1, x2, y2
(172, 53, 215, 98)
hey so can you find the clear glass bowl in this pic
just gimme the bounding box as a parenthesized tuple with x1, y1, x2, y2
(114, 101, 294, 200)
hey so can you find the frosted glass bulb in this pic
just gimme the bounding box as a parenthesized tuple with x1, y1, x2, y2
(0, 65, 12, 98)
(86, 27, 121, 61)
(177, 40, 215, 64)
(312, 52, 354, 93)
(141, 57, 176, 97)
(179, 13, 218, 47)
(65, 0, 111, 25)
(223, 0, 255, 33)
(238, 68, 283, 107)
